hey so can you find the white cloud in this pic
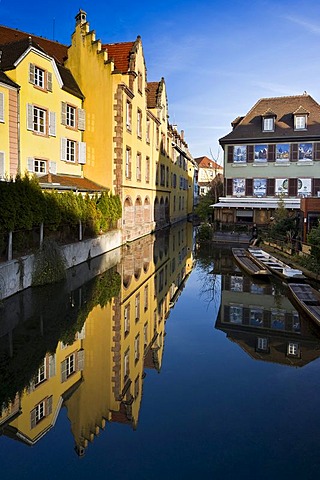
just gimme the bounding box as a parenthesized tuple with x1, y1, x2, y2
(284, 15, 320, 35)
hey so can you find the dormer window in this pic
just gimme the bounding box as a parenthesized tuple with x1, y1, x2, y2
(294, 115, 307, 130)
(293, 106, 309, 130)
(263, 117, 274, 131)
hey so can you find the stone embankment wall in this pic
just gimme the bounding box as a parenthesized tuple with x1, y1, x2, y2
(0, 230, 122, 301)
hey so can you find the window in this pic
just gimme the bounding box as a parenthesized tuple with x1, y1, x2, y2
(30, 396, 53, 428)
(126, 101, 132, 131)
(125, 148, 131, 178)
(61, 138, 86, 164)
(295, 115, 307, 130)
(288, 342, 299, 356)
(136, 153, 142, 181)
(29, 63, 52, 92)
(146, 116, 150, 143)
(135, 294, 140, 322)
(33, 106, 46, 134)
(257, 337, 268, 351)
(134, 375, 140, 398)
(144, 285, 149, 311)
(134, 334, 140, 362)
(35, 359, 46, 385)
(66, 139, 76, 162)
(160, 164, 165, 186)
(144, 323, 148, 348)
(254, 144, 268, 163)
(137, 109, 142, 138)
(263, 117, 274, 131)
(276, 144, 290, 162)
(65, 353, 75, 377)
(124, 349, 130, 380)
(138, 71, 143, 93)
(146, 156, 150, 183)
(61, 352, 78, 382)
(124, 304, 130, 336)
(0, 151, 5, 178)
(66, 104, 76, 127)
(34, 159, 47, 174)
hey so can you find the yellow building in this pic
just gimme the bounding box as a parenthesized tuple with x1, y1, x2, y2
(0, 72, 19, 179)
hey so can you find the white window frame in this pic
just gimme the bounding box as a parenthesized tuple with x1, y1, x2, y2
(65, 353, 76, 377)
(137, 109, 142, 138)
(136, 153, 141, 181)
(125, 148, 131, 178)
(134, 334, 140, 362)
(263, 117, 274, 132)
(34, 66, 45, 89)
(33, 106, 47, 134)
(257, 337, 268, 351)
(124, 349, 130, 380)
(34, 159, 47, 174)
(35, 400, 46, 423)
(124, 304, 130, 335)
(135, 294, 140, 322)
(295, 115, 307, 130)
(288, 342, 299, 356)
(126, 101, 132, 130)
(66, 104, 76, 128)
(35, 359, 47, 385)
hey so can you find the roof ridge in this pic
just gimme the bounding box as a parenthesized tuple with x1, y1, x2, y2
(0, 24, 67, 46)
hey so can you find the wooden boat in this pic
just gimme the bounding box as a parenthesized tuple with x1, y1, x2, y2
(288, 283, 320, 326)
(232, 248, 270, 278)
(247, 248, 306, 282)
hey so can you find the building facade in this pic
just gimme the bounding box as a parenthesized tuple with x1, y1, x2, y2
(0, 10, 195, 243)
(216, 94, 320, 228)
(195, 155, 223, 196)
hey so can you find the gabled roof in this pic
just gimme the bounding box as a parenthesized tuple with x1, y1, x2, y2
(194, 156, 222, 170)
(0, 70, 19, 88)
(38, 174, 106, 192)
(0, 25, 68, 64)
(220, 94, 320, 145)
(102, 41, 135, 73)
(0, 37, 83, 99)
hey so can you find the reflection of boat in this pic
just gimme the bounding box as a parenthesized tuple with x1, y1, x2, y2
(288, 283, 320, 327)
(248, 248, 306, 282)
(232, 248, 269, 278)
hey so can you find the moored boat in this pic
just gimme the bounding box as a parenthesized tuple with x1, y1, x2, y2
(248, 248, 306, 282)
(288, 283, 320, 327)
(232, 248, 270, 278)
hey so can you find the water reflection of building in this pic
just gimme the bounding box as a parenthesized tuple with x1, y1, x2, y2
(216, 274, 320, 367)
(0, 222, 194, 455)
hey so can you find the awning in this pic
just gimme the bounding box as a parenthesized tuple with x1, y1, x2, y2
(211, 197, 301, 210)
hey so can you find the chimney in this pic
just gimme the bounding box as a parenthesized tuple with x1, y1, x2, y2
(181, 130, 184, 140)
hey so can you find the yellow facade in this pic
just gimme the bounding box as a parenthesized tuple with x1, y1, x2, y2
(4, 45, 85, 179)
(0, 78, 19, 178)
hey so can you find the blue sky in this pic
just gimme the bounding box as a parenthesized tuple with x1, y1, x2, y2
(1, 0, 320, 162)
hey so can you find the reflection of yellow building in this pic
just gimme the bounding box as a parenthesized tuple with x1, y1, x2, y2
(216, 274, 320, 367)
(4, 337, 84, 445)
(0, 224, 194, 454)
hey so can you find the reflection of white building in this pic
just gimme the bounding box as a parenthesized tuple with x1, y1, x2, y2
(215, 94, 320, 226)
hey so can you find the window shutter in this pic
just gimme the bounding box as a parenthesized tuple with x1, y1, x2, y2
(267, 178, 275, 196)
(78, 141, 86, 164)
(78, 108, 86, 131)
(61, 138, 67, 161)
(61, 102, 67, 125)
(46, 396, 53, 415)
(0, 92, 4, 122)
(290, 144, 298, 162)
(245, 178, 253, 196)
(247, 145, 254, 163)
(27, 104, 33, 131)
(268, 144, 275, 162)
(47, 72, 53, 92)
(29, 63, 35, 84)
(30, 408, 36, 429)
(288, 178, 297, 196)
(48, 354, 56, 378)
(27, 157, 34, 172)
(49, 111, 56, 136)
(77, 349, 85, 371)
(227, 146, 234, 163)
(61, 359, 67, 382)
(312, 178, 320, 196)
(0, 152, 5, 178)
(226, 178, 233, 195)
(49, 161, 57, 174)
(314, 143, 320, 161)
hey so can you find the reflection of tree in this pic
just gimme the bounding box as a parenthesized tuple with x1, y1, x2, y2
(195, 245, 221, 308)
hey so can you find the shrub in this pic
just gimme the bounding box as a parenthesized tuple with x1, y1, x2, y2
(32, 239, 66, 286)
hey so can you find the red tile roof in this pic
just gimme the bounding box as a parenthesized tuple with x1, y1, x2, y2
(147, 81, 159, 109)
(0, 25, 68, 64)
(102, 41, 135, 73)
(194, 156, 222, 170)
(39, 174, 106, 192)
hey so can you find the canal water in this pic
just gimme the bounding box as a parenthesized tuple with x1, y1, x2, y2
(1, 222, 320, 479)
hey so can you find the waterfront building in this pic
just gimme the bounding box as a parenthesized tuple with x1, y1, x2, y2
(216, 94, 320, 230)
(0, 10, 194, 243)
(195, 155, 223, 196)
(0, 33, 103, 193)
